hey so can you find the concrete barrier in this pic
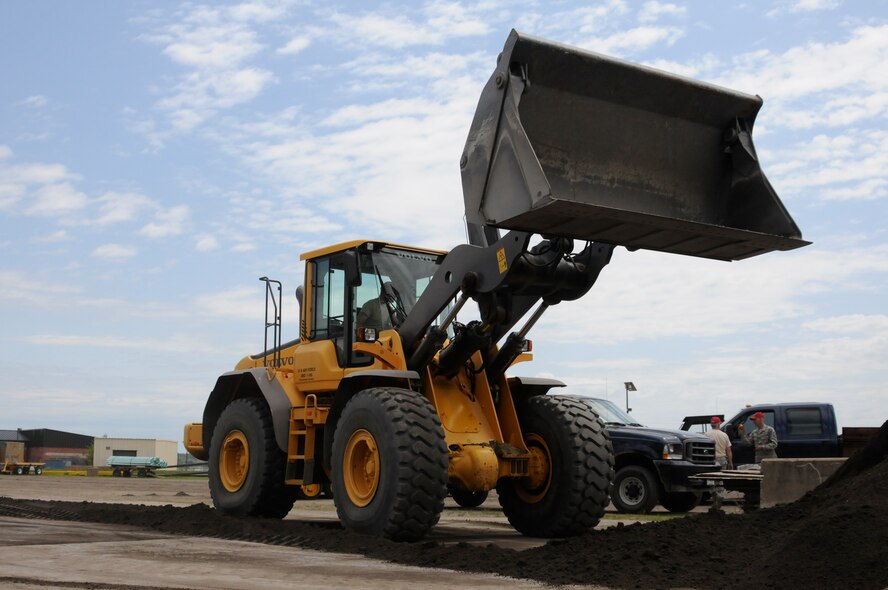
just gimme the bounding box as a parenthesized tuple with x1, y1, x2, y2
(760, 458, 847, 508)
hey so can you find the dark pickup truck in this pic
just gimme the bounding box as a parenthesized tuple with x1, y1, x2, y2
(680, 402, 878, 464)
(579, 398, 717, 513)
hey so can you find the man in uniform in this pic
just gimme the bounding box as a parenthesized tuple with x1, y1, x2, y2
(739, 411, 778, 463)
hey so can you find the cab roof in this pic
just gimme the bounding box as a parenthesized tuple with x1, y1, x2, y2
(299, 240, 447, 261)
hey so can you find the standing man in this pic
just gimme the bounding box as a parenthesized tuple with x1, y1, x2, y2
(706, 416, 733, 470)
(739, 411, 778, 463)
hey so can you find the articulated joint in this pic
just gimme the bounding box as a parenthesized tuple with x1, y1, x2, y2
(448, 444, 499, 493)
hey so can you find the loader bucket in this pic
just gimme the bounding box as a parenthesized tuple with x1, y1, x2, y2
(461, 31, 809, 261)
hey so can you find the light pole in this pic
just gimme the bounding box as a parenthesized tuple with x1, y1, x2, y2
(624, 381, 636, 413)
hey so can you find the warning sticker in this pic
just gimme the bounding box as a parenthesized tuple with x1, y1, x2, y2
(496, 248, 508, 273)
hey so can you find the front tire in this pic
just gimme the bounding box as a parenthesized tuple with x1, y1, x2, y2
(209, 398, 298, 519)
(331, 387, 448, 541)
(497, 395, 614, 537)
(449, 485, 489, 508)
(612, 465, 660, 514)
(660, 491, 701, 513)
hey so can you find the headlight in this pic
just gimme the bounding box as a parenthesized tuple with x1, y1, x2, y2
(662, 443, 683, 460)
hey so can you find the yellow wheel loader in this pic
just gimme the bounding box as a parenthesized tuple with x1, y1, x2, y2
(184, 30, 808, 541)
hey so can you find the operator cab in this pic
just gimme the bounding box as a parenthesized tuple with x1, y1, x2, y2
(301, 240, 448, 367)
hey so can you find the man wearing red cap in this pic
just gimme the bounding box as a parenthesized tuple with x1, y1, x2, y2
(706, 416, 733, 471)
(739, 411, 778, 463)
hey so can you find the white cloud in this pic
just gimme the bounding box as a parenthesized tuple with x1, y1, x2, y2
(767, 0, 841, 17)
(535, 242, 888, 346)
(580, 25, 684, 55)
(32, 230, 71, 243)
(140, 205, 189, 238)
(25, 333, 220, 354)
(802, 314, 888, 333)
(138, 5, 279, 142)
(21, 95, 48, 108)
(717, 25, 888, 127)
(195, 234, 219, 251)
(277, 35, 311, 55)
(0, 145, 12, 159)
(328, 2, 491, 49)
(765, 130, 888, 201)
(93, 191, 156, 225)
(26, 183, 89, 216)
(638, 1, 686, 23)
(92, 243, 138, 260)
(195, 286, 264, 320)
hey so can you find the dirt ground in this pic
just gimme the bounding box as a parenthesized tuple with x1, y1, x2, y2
(2, 421, 886, 590)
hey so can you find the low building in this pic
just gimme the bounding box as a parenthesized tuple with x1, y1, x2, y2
(17, 428, 94, 468)
(93, 437, 178, 468)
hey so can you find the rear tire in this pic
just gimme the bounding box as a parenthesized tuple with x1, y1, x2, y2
(660, 491, 701, 513)
(612, 465, 659, 514)
(497, 395, 614, 537)
(209, 398, 298, 519)
(332, 387, 448, 541)
(34, 467, 43, 475)
(449, 485, 489, 508)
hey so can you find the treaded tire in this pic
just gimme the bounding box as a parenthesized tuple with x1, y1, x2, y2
(660, 491, 701, 513)
(612, 465, 660, 514)
(497, 395, 614, 537)
(449, 485, 489, 508)
(209, 398, 298, 519)
(332, 387, 448, 541)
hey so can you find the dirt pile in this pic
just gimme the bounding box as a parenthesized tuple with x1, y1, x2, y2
(2, 420, 886, 590)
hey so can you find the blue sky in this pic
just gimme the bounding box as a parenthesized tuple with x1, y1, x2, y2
(1, 0, 886, 448)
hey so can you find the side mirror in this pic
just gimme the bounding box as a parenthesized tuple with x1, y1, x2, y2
(725, 424, 737, 439)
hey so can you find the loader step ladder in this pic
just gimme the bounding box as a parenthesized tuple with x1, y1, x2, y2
(285, 394, 328, 484)
(260, 277, 282, 369)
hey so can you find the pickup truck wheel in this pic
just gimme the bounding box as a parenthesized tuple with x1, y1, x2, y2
(209, 398, 298, 519)
(448, 485, 489, 508)
(612, 466, 659, 514)
(660, 491, 701, 513)
(332, 387, 448, 541)
(498, 396, 614, 537)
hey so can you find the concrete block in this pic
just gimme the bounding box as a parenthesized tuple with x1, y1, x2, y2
(760, 458, 846, 508)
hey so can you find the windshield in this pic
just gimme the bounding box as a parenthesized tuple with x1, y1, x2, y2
(354, 246, 443, 330)
(582, 398, 644, 426)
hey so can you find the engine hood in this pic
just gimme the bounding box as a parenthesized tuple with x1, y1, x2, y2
(606, 424, 710, 444)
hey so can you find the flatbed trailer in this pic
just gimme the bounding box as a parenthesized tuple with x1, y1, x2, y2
(0, 442, 43, 475)
(1, 461, 45, 475)
(107, 456, 168, 478)
(689, 470, 763, 510)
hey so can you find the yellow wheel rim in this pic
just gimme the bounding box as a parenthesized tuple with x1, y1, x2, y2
(301, 483, 322, 498)
(516, 433, 552, 504)
(343, 429, 379, 507)
(220, 430, 249, 492)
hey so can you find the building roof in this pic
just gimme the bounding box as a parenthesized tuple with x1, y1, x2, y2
(0, 429, 29, 442)
(19, 428, 94, 448)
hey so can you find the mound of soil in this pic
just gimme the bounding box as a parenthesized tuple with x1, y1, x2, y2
(2, 420, 886, 590)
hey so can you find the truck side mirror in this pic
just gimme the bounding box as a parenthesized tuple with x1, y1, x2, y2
(725, 424, 737, 439)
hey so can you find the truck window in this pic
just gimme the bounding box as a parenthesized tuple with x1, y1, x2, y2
(786, 408, 823, 436)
